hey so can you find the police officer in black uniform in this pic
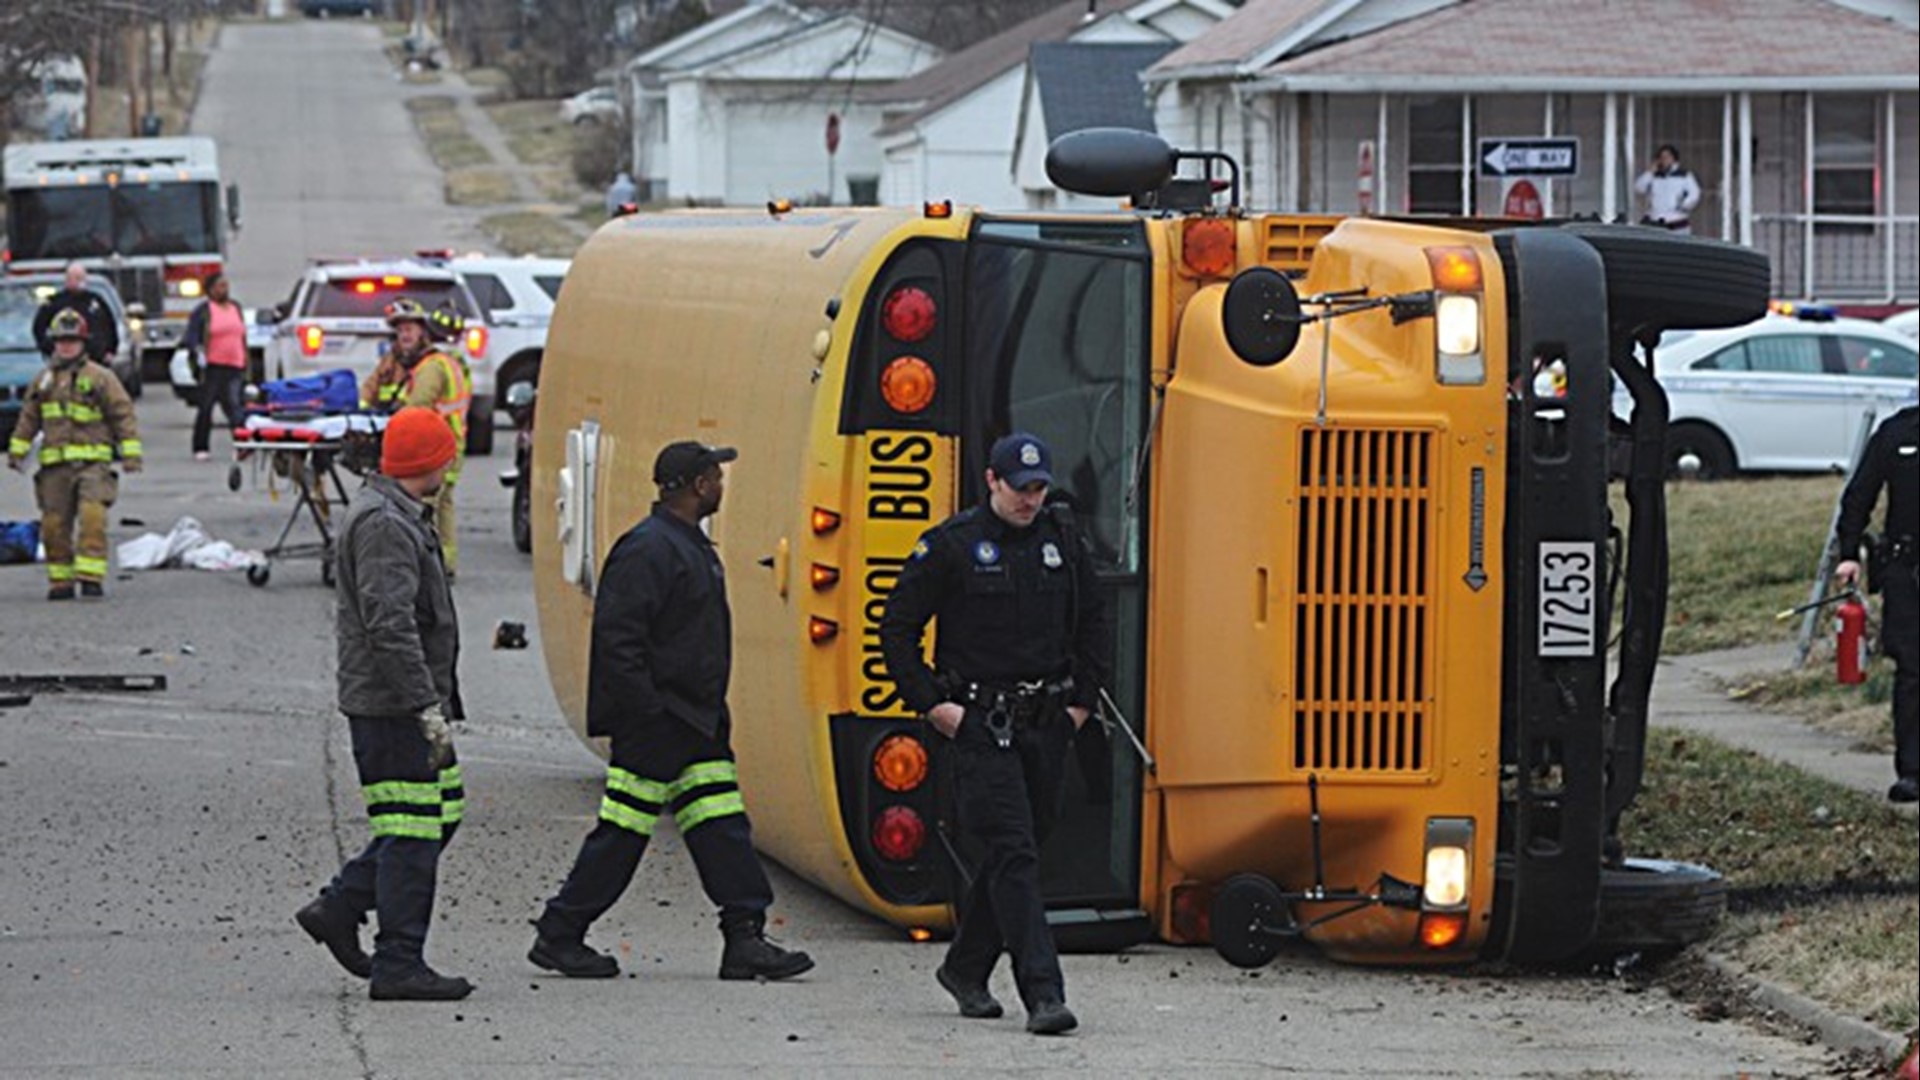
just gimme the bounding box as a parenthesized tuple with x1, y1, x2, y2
(32, 262, 120, 363)
(528, 440, 815, 981)
(1834, 404, 1918, 803)
(880, 432, 1112, 1036)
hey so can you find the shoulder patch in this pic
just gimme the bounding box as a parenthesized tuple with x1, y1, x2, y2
(909, 539, 930, 561)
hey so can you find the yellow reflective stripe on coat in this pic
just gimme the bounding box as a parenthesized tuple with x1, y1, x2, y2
(119, 439, 143, 458)
(40, 443, 114, 464)
(73, 555, 109, 578)
(674, 791, 747, 833)
(667, 760, 739, 798)
(7, 438, 29, 458)
(67, 404, 104, 424)
(38, 400, 68, 419)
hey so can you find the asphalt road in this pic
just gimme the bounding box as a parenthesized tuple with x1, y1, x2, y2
(0, 19, 1840, 1079)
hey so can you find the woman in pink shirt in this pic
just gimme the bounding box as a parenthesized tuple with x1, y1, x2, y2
(184, 272, 250, 460)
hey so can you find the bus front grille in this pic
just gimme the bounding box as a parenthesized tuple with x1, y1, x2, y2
(1292, 427, 1436, 774)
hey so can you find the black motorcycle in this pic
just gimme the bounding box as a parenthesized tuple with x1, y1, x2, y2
(499, 379, 536, 553)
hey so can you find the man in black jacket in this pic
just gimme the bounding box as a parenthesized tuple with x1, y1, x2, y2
(294, 407, 472, 1001)
(31, 263, 119, 362)
(1834, 404, 1918, 803)
(529, 440, 813, 982)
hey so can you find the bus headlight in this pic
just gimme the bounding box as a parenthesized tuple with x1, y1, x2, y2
(1435, 295, 1479, 356)
(1422, 818, 1474, 909)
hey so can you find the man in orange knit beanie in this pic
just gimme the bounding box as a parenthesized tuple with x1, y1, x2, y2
(296, 406, 473, 1001)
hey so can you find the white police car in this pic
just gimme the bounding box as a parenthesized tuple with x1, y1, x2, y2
(1615, 303, 1919, 478)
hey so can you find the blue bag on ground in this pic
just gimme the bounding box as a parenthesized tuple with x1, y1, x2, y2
(257, 368, 360, 416)
(0, 520, 40, 564)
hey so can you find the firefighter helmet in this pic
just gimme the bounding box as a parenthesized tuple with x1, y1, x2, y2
(384, 297, 431, 329)
(426, 302, 465, 343)
(48, 309, 90, 341)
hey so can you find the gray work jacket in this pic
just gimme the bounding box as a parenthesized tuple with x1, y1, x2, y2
(335, 475, 459, 718)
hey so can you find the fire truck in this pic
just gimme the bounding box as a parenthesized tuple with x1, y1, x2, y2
(3, 136, 241, 377)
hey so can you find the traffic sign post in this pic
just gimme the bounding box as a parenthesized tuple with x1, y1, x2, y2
(1478, 137, 1579, 179)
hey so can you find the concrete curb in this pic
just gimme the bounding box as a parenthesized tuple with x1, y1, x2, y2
(1702, 951, 1910, 1063)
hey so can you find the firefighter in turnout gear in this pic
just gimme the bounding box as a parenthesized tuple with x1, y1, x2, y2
(7, 309, 141, 600)
(362, 297, 471, 574)
(296, 407, 472, 1001)
(528, 441, 815, 983)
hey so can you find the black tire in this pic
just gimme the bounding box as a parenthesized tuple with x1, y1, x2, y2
(246, 563, 270, 588)
(1563, 224, 1771, 333)
(512, 472, 533, 554)
(1210, 873, 1289, 969)
(227, 463, 243, 492)
(123, 364, 143, 399)
(1584, 858, 1727, 965)
(1665, 421, 1737, 480)
(321, 554, 335, 589)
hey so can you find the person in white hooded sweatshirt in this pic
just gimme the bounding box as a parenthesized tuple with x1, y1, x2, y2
(1634, 144, 1702, 234)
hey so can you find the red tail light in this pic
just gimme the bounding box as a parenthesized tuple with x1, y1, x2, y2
(352, 280, 377, 295)
(464, 325, 488, 358)
(298, 324, 324, 357)
(871, 806, 926, 862)
(878, 356, 936, 414)
(880, 285, 936, 343)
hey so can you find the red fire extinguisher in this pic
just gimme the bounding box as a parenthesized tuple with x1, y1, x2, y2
(1836, 592, 1868, 685)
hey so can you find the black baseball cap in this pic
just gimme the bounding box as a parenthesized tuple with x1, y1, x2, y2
(987, 432, 1053, 489)
(653, 440, 738, 489)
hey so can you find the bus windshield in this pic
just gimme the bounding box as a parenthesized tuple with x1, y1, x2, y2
(8, 182, 221, 261)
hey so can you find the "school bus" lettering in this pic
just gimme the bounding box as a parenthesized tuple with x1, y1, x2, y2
(858, 434, 941, 714)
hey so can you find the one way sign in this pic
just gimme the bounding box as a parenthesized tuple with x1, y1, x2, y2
(1477, 137, 1580, 178)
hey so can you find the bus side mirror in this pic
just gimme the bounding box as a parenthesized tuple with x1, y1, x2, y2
(227, 184, 243, 232)
(1045, 128, 1174, 199)
(1221, 267, 1303, 367)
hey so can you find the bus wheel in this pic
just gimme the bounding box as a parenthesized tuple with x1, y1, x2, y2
(1582, 858, 1727, 968)
(1210, 874, 1291, 969)
(1564, 224, 1771, 333)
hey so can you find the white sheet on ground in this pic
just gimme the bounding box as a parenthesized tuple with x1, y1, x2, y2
(117, 516, 265, 571)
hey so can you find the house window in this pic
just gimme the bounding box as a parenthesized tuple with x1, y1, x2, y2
(1813, 96, 1877, 218)
(1407, 97, 1464, 214)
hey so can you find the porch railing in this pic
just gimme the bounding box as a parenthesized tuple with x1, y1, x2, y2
(1752, 214, 1919, 303)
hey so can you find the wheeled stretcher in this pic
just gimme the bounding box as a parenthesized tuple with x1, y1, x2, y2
(227, 414, 385, 587)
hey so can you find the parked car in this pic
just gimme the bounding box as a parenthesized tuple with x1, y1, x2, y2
(1884, 308, 1918, 341)
(260, 258, 495, 454)
(437, 253, 568, 427)
(1613, 306, 1919, 478)
(1, 284, 46, 439)
(560, 86, 621, 125)
(9, 273, 141, 398)
(302, 0, 374, 16)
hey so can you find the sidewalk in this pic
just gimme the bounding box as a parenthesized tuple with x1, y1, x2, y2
(1652, 642, 1912, 810)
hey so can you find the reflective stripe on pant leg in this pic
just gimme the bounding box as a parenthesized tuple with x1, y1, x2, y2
(363, 779, 445, 840)
(46, 563, 75, 582)
(599, 765, 666, 836)
(439, 763, 465, 827)
(668, 759, 748, 833)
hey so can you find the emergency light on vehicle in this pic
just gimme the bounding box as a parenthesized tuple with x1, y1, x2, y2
(872, 735, 928, 792)
(879, 356, 936, 414)
(808, 616, 839, 644)
(1425, 246, 1484, 385)
(464, 325, 488, 358)
(880, 286, 937, 343)
(1181, 218, 1237, 278)
(298, 324, 324, 357)
(923, 200, 952, 220)
(810, 507, 841, 535)
(166, 263, 220, 299)
(870, 805, 927, 862)
(809, 563, 840, 590)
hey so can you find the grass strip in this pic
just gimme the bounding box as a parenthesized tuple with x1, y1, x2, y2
(480, 211, 583, 258)
(407, 95, 493, 169)
(445, 169, 517, 206)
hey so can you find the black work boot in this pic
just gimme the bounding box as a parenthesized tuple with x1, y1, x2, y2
(936, 963, 1004, 1019)
(718, 918, 814, 981)
(529, 931, 620, 978)
(295, 896, 372, 979)
(79, 581, 104, 599)
(369, 968, 474, 1001)
(1890, 776, 1919, 804)
(47, 583, 74, 601)
(1026, 999, 1078, 1036)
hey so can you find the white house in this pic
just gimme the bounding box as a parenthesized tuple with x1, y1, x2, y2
(871, 0, 1235, 210)
(1146, 0, 1919, 304)
(624, 1, 941, 206)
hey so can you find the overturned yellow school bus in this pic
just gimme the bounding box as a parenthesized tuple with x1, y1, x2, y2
(532, 130, 1770, 966)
